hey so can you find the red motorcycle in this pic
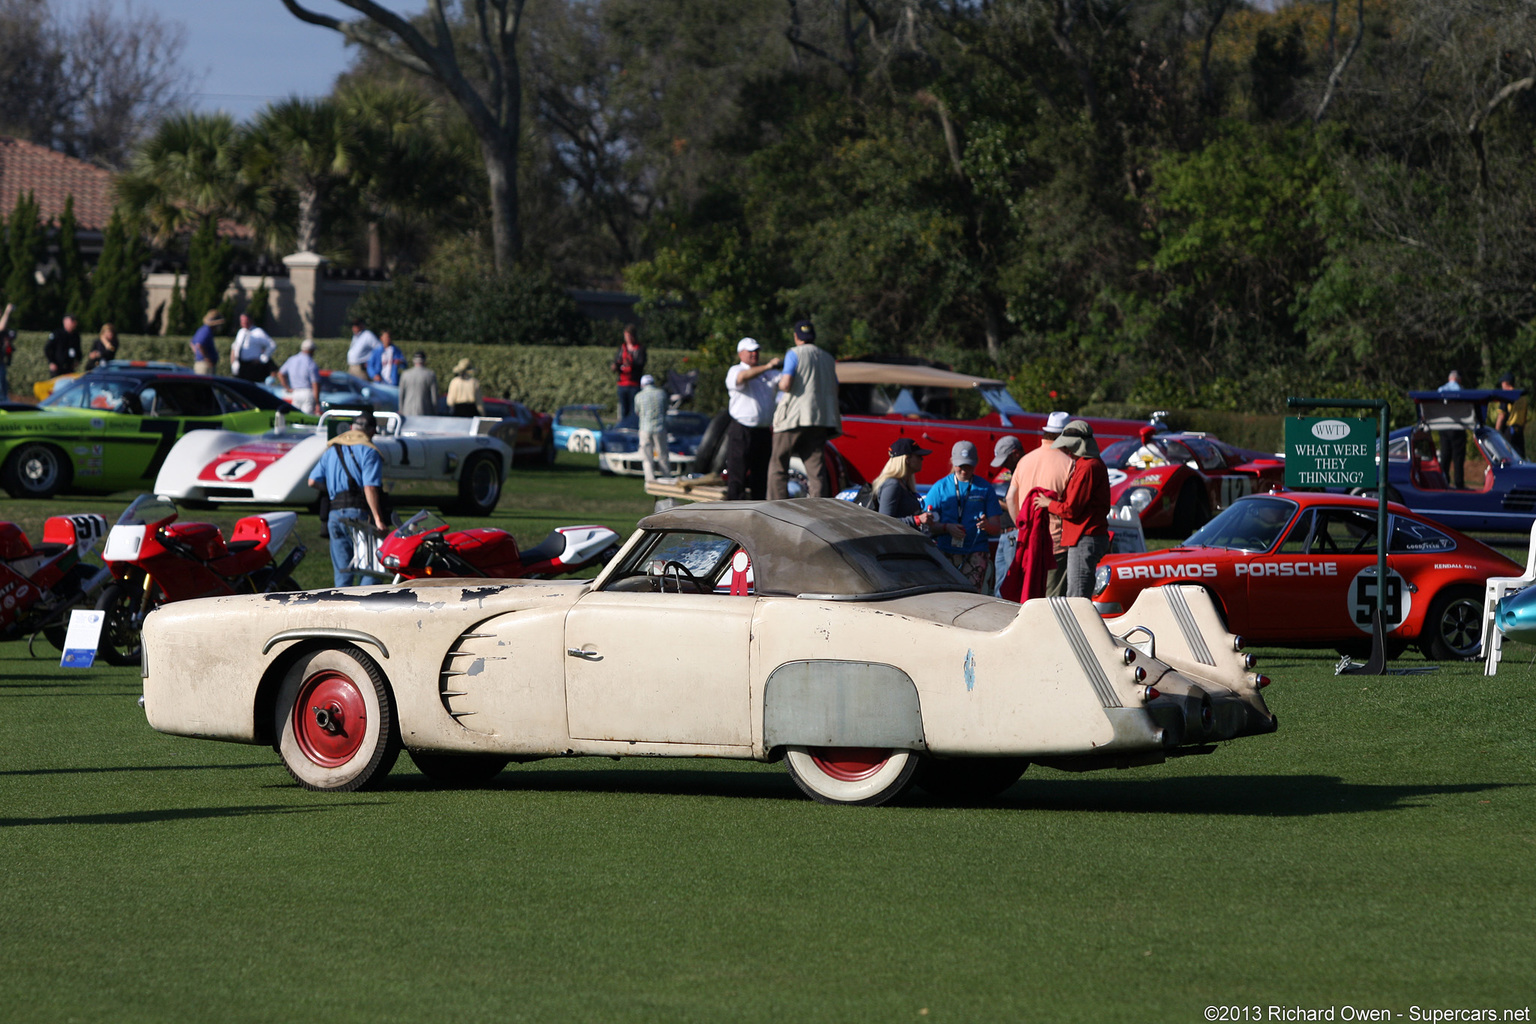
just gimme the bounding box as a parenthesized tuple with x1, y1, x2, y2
(378, 509, 619, 581)
(95, 495, 307, 666)
(0, 513, 112, 651)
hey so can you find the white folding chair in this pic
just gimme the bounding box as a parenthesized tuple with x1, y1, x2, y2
(1480, 520, 1536, 675)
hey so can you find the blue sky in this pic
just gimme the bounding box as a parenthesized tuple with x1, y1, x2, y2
(56, 0, 427, 121)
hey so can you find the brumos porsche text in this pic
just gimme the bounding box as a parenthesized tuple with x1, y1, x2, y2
(1115, 562, 1339, 581)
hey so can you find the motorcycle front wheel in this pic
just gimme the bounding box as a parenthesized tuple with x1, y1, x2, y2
(95, 582, 150, 667)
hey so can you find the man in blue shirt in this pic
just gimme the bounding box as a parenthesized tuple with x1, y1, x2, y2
(278, 339, 322, 414)
(308, 413, 389, 587)
(366, 330, 405, 385)
(190, 310, 222, 374)
(923, 440, 1005, 589)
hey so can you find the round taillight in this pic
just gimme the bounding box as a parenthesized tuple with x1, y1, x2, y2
(1233, 636, 1245, 652)
(1243, 653, 1258, 670)
(1134, 666, 1147, 682)
(1122, 647, 1137, 665)
(1254, 675, 1271, 689)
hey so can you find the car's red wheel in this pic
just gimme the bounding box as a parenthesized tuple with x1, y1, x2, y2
(783, 745, 917, 806)
(275, 645, 400, 791)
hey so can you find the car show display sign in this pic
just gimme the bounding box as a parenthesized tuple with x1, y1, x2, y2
(1284, 417, 1377, 488)
(60, 609, 104, 668)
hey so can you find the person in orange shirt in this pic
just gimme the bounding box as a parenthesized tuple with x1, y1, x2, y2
(1032, 419, 1110, 598)
(1006, 412, 1073, 597)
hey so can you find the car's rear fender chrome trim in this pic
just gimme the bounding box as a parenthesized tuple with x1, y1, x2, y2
(1047, 597, 1122, 709)
(260, 628, 390, 659)
(1160, 586, 1216, 666)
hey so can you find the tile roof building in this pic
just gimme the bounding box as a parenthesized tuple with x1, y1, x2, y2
(0, 136, 116, 233)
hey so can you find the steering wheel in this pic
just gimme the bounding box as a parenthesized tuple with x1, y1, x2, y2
(660, 559, 704, 594)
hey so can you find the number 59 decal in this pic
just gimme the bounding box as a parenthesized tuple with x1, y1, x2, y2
(1348, 567, 1411, 633)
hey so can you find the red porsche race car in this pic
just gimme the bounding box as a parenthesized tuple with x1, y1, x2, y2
(1102, 429, 1286, 534)
(1091, 490, 1520, 660)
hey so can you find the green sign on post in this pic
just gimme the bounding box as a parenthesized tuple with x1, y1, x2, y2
(1284, 416, 1377, 488)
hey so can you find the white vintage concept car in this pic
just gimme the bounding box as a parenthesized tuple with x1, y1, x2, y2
(140, 500, 1277, 805)
(152, 410, 514, 515)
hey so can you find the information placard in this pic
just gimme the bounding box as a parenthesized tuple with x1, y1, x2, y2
(1284, 416, 1377, 488)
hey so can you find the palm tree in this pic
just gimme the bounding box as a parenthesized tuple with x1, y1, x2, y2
(337, 80, 480, 269)
(243, 97, 357, 254)
(114, 112, 249, 244)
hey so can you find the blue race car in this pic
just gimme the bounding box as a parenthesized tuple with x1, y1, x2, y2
(553, 404, 608, 454)
(1378, 389, 1536, 531)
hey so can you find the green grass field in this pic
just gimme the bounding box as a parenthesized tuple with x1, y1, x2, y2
(2, 462, 1534, 1022)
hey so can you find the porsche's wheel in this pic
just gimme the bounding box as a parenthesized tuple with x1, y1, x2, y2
(1172, 483, 1209, 535)
(94, 583, 148, 667)
(915, 757, 1029, 802)
(783, 746, 918, 806)
(408, 750, 510, 787)
(1421, 586, 1484, 661)
(456, 452, 502, 515)
(2, 442, 70, 499)
(275, 645, 400, 792)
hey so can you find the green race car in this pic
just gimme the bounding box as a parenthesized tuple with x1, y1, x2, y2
(1, 368, 314, 499)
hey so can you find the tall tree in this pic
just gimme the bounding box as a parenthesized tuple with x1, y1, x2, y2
(85, 206, 147, 333)
(55, 195, 90, 322)
(180, 217, 235, 334)
(3, 190, 44, 329)
(280, 0, 528, 271)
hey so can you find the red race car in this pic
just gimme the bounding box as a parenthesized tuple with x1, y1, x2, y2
(1101, 429, 1286, 534)
(829, 360, 1149, 488)
(1091, 490, 1519, 660)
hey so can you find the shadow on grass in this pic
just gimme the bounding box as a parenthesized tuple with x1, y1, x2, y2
(387, 765, 1523, 816)
(981, 774, 1524, 816)
(0, 802, 382, 828)
(0, 762, 274, 777)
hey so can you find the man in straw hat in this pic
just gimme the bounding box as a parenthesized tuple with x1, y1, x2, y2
(1032, 418, 1111, 598)
(308, 412, 388, 587)
(1006, 411, 1073, 597)
(190, 310, 223, 374)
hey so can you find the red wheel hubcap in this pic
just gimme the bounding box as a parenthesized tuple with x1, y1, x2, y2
(809, 747, 890, 782)
(293, 671, 368, 767)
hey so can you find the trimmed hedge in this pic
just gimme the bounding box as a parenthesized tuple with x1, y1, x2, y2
(3, 332, 703, 416)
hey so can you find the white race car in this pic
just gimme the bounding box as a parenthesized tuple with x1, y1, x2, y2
(153, 410, 513, 515)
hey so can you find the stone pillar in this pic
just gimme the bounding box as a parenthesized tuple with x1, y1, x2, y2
(282, 251, 327, 339)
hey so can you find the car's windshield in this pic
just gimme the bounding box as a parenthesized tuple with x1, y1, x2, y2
(1101, 436, 1195, 471)
(1184, 497, 1297, 552)
(978, 384, 1028, 421)
(1477, 427, 1521, 464)
(41, 377, 137, 412)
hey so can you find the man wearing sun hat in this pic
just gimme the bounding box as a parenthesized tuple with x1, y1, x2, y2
(1006, 411, 1073, 596)
(1032, 418, 1111, 598)
(725, 337, 783, 500)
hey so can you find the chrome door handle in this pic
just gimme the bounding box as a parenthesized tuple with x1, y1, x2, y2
(566, 647, 602, 660)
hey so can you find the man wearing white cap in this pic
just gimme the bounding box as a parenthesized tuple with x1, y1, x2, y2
(724, 338, 783, 500)
(634, 373, 671, 482)
(277, 338, 322, 415)
(1007, 412, 1074, 597)
(922, 440, 1004, 589)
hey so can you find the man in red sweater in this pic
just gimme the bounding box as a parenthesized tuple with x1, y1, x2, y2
(1032, 419, 1110, 598)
